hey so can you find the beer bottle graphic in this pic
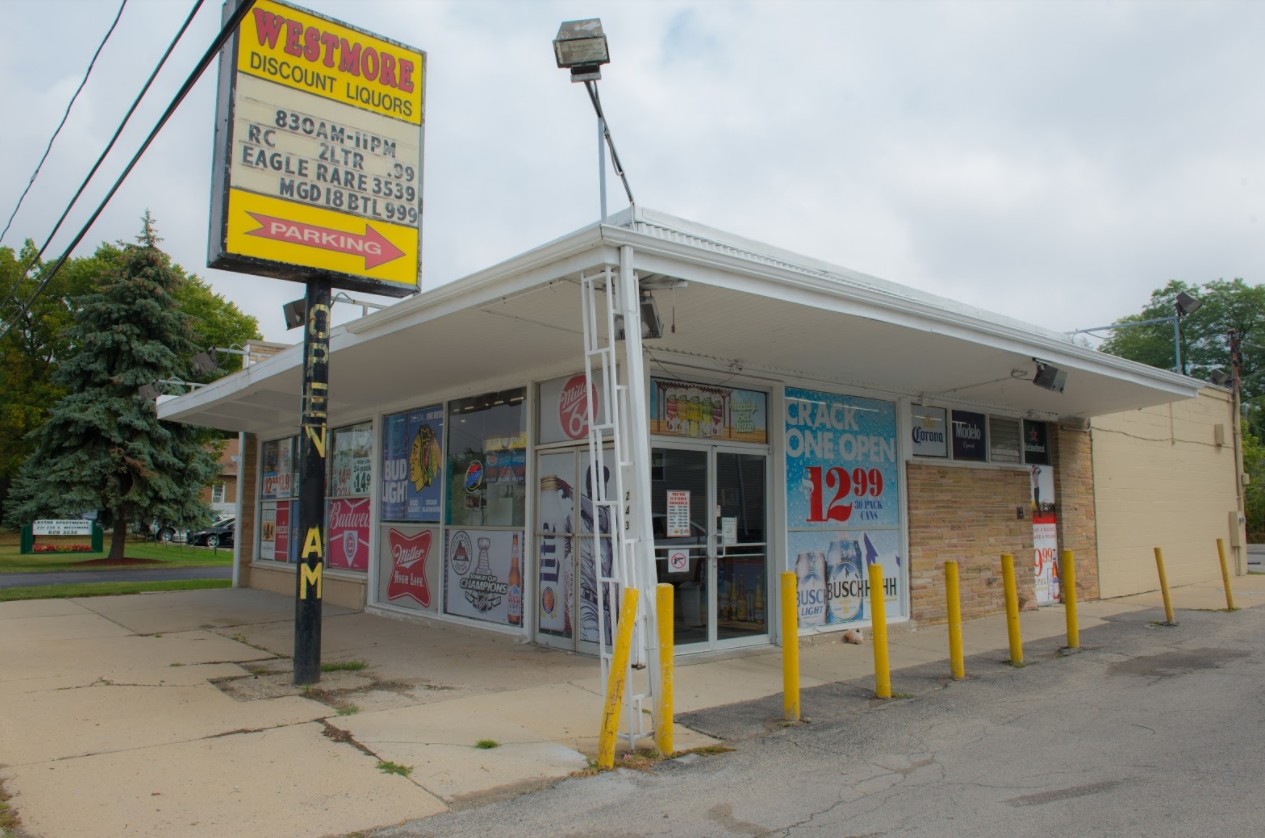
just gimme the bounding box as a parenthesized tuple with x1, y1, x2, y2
(507, 533, 523, 626)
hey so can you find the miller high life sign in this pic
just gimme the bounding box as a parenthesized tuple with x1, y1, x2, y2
(208, 0, 425, 296)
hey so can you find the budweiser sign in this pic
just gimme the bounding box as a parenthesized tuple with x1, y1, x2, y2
(328, 498, 370, 571)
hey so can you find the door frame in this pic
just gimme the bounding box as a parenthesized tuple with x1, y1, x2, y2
(651, 440, 772, 654)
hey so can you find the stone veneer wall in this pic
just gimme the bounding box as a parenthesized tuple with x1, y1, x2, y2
(1053, 425, 1100, 602)
(906, 462, 1034, 624)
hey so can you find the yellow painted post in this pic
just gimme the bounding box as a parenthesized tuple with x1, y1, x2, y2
(655, 583, 674, 755)
(1216, 538, 1236, 611)
(1001, 553, 1023, 665)
(868, 563, 891, 698)
(597, 587, 640, 769)
(781, 571, 800, 721)
(1060, 550, 1079, 650)
(1153, 547, 1176, 625)
(944, 561, 965, 680)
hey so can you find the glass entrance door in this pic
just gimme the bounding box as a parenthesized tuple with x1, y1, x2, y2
(652, 446, 768, 652)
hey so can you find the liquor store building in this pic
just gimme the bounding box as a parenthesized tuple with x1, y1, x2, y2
(161, 208, 1224, 659)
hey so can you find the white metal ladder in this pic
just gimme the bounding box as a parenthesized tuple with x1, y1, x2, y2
(581, 266, 652, 748)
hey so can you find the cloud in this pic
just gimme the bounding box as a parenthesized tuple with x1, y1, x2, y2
(1, 0, 1262, 343)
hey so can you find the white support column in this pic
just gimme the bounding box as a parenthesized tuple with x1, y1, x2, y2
(617, 245, 661, 700)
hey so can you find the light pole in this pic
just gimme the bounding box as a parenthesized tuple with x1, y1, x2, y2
(1069, 291, 1202, 374)
(553, 18, 634, 221)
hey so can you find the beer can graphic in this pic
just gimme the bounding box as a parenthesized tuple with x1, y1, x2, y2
(826, 538, 864, 624)
(794, 551, 827, 627)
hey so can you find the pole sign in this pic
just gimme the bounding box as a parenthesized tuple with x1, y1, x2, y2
(209, 0, 425, 296)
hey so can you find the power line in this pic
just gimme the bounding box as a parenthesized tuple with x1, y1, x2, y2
(0, 0, 206, 318)
(0, 0, 129, 245)
(0, 0, 258, 342)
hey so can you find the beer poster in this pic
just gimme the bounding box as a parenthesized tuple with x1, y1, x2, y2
(377, 524, 439, 613)
(788, 529, 903, 628)
(331, 422, 373, 497)
(1031, 464, 1060, 605)
(950, 410, 988, 461)
(649, 378, 767, 443)
(275, 501, 293, 563)
(381, 404, 443, 522)
(444, 528, 522, 626)
(259, 503, 277, 561)
(537, 452, 575, 638)
(261, 437, 293, 499)
(328, 497, 371, 571)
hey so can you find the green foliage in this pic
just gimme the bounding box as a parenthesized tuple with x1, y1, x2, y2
(2, 216, 237, 558)
(1244, 432, 1265, 542)
(0, 218, 261, 523)
(1099, 279, 1265, 400)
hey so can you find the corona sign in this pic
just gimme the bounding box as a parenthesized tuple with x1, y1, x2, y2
(209, 0, 425, 296)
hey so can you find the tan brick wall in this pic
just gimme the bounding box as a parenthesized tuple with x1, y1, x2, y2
(1053, 426, 1100, 601)
(1091, 388, 1241, 598)
(907, 462, 1034, 624)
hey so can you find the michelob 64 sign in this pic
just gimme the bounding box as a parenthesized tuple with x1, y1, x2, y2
(208, 0, 425, 295)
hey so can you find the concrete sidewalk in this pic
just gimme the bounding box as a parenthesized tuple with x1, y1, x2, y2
(2, 575, 1262, 837)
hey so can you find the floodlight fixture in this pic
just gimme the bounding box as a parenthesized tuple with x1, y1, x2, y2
(1032, 359, 1067, 393)
(283, 298, 306, 330)
(554, 19, 609, 82)
(1210, 368, 1231, 387)
(190, 352, 218, 376)
(615, 290, 663, 341)
(1175, 291, 1202, 318)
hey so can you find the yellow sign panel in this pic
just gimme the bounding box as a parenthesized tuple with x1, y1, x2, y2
(226, 190, 418, 288)
(210, 0, 424, 295)
(236, 0, 423, 125)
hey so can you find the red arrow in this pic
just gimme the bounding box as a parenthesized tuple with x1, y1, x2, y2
(246, 212, 405, 269)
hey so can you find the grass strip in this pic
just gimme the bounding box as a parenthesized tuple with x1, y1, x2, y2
(0, 578, 230, 602)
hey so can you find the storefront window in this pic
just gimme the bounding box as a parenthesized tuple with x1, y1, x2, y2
(327, 422, 372, 572)
(446, 388, 527, 528)
(259, 437, 296, 563)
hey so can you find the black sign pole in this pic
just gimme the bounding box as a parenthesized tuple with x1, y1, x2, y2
(294, 278, 331, 685)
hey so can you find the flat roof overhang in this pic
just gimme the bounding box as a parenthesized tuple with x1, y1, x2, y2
(160, 210, 1200, 437)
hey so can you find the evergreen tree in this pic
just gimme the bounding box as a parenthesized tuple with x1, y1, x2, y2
(4, 214, 220, 558)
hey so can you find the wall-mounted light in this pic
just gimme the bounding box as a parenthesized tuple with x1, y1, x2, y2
(284, 293, 386, 330)
(283, 298, 306, 330)
(1032, 359, 1067, 393)
(616, 290, 662, 341)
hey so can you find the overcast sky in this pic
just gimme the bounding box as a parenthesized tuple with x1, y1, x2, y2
(1, 0, 1261, 344)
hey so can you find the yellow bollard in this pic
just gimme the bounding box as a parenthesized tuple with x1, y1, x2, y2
(597, 587, 640, 769)
(944, 561, 965, 680)
(1060, 550, 1079, 650)
(1001, 553, 1023, 665)
(1153, 547, 1176, 625)
(781, 571, 800, 721)
(1216, 538, 1236, 611)
(869, 563, 892, 698)
(655, 583, 674, 755)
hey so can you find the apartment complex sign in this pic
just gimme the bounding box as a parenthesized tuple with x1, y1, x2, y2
(209, 0, 425, 295)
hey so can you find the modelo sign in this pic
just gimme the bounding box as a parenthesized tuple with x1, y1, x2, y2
(208, 0, 425, 296)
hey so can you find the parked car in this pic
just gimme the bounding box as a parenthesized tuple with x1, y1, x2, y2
(132, 519, 188, 543)
(189, 518, 235, 549)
